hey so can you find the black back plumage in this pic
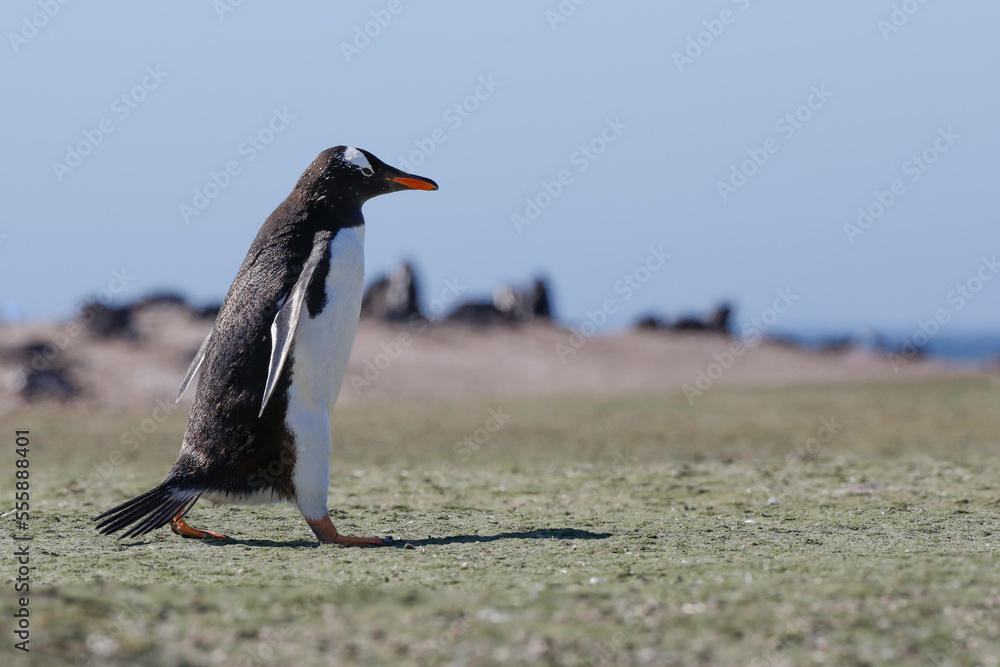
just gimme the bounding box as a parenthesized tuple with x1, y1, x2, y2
(95, 147, 438, 538)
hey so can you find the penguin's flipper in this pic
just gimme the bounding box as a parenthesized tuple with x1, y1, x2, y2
(176, 329, 213, 403)
(259, 244, 325, 417)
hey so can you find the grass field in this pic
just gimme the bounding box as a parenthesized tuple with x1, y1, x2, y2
(3, 377, 1000, 666)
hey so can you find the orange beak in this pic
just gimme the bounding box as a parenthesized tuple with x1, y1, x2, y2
(387, 176, 439, 191)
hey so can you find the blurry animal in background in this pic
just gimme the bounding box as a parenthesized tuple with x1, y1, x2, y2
(2, 340, 80, 402)
(361, 261, 421, 322)
(447, 277, 553, 326)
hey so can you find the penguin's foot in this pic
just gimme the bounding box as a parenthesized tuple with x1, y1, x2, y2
(306, 515, 394, 547)
(169, 517, 230, 540)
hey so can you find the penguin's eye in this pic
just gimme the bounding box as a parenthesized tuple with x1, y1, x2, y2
(360, 166, 374, 177)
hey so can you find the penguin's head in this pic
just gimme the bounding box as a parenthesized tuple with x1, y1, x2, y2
(299, 146, 438, 205)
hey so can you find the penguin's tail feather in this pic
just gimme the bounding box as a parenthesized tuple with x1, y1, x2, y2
(93, 483, 200, 539)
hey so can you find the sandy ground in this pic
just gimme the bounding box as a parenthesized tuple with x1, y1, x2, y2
(0, 305, 981, 414)
(22, 380, 1000, 666)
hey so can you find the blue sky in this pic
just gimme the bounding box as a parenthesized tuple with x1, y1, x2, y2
(2, 1, 999, 337)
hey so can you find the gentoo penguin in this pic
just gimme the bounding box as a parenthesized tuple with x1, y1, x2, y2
(94, 146, 437, 546)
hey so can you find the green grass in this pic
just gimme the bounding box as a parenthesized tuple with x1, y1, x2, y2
(4, 377, 1000, 665)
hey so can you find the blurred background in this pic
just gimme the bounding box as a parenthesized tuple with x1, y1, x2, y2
(2, 1, 999, 378)
(8, 7, 1000, 663)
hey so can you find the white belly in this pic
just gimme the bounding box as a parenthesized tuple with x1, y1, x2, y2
(286, 226, 365, 519)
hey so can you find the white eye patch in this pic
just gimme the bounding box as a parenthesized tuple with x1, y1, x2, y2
(343, 147, 374, 175)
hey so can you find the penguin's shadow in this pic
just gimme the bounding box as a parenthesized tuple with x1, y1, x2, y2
(119, 538, 317, 548)
(163, 528, 612, 549)
(398, 528, 612, 548)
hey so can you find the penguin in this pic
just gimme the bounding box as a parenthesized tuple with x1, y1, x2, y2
(94, 146, 438, 546)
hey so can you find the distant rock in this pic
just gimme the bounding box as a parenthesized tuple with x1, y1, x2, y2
(635, 315, 667, 331)
(2, 339, 81, 403)
(133, 291, 189, 312)
(5, 340, 55, 364)
(79, 301, 137, 339)
(763, 334, 808, 350)
(673, 303, 731, 334)
(636, 303, 732, 335)
(19, 367, 80, 402)
(192, 303, 222, 320)
(446, 300, 511, 326)
(128, 289, 222, 321)
(815, 336, 853, 354)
